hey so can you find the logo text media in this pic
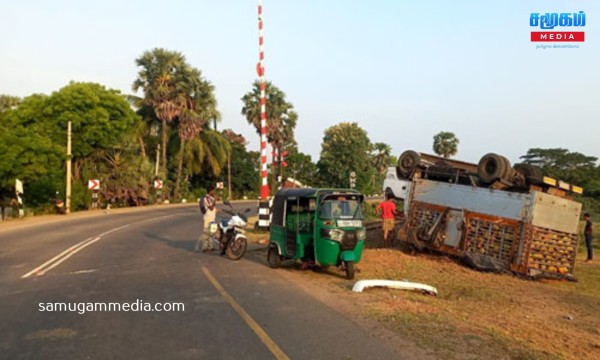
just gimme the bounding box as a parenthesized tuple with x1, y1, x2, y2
(530, 11, 586, 42)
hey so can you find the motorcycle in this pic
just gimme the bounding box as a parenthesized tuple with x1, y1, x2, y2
(210, 201, 252, 260)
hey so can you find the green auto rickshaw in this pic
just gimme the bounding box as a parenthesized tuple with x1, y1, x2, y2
(267, 188, 366, 279)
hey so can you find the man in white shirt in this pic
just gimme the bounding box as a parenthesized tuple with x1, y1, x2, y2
(196, 187, 219, 252)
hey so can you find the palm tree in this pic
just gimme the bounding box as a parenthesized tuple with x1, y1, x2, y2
(433, 131, 459, 158)
(132, 48, 188, 180)
(179, 129, 231, 178)
(371, 142, 392, 174)
(173, 70, 223, 199)
(241, 81, 297, 178)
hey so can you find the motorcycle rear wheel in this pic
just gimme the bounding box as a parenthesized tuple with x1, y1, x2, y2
(226, 236, 247, 260)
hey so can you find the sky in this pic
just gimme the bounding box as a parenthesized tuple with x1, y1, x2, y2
(1, 0, 598, 165)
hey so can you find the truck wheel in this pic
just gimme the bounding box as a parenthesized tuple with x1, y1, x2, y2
(529, 166, 543, 184)
(500, 156, 513, 180)
(267, 246, 281, 268)
(514, 163, 543, 185)
(397, 150, 420, 179)
(478, 153, 507, 184)
(385, 188, 395, 200)
(344, 261, 355, 280)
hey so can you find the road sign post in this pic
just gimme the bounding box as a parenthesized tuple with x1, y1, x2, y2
(88, 179, 100, 210)
(88, 179, 100, 191)
(91, 191, 99, 209)
(350, 171, 357, 189)
(154, 179, 163, 204)
(15, 179, 24, 218)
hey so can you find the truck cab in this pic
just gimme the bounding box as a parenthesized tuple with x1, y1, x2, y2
(383, 167, 412, 217)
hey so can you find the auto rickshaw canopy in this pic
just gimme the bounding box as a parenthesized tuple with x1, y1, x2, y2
(270, 188, 364, 227)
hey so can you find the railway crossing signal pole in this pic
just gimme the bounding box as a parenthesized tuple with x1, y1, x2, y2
(257, 0, 271, 229)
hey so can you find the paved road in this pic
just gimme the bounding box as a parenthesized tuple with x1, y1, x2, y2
(0, 204, 403, 359)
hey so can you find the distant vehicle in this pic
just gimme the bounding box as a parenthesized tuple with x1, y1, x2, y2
(384, 150, 584, 280)
(267, 188, 366, 279)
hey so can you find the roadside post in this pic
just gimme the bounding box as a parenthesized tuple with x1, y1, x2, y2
(15, 179, 24, 218)
(350, 171, 357, 189)
(216, 181, 224, 200)
(88, 179, 100, 209)
(154, 179, 163, 203)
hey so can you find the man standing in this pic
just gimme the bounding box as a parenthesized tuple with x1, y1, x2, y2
(377, 195, 397, 247)
(196, 187, 218, 252)
(584, 213, 593, 262)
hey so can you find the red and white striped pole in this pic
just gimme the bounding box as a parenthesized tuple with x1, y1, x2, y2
(258, 0, 269, 201)
(257, 0, 271, 229)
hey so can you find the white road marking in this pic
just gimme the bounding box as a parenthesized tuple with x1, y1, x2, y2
(21, 215, 176, 279)
(36, 237, 102, 276)
(70, 269, 97, 274)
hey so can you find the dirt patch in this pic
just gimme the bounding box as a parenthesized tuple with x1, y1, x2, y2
(25, 328, 77, 341)
(249, 225, 600, 360)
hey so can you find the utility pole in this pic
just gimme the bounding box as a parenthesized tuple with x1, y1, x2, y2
(227, 152, 232, 200)
(155, 144, 160, 177)
(292, 163, 297, 188)
(66, 121, 72, 214)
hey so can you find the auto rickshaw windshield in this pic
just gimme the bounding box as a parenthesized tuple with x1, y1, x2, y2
(318, 199, 362, 220)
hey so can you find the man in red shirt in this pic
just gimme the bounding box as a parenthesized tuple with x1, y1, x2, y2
(377, 195, 397, 247)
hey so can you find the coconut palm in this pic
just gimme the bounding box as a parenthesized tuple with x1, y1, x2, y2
(179, 129, 231, 178)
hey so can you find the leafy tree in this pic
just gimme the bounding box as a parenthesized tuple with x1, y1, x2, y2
(0, 95, 21, 113)
(317, 122, 375, 192)
(0, 121, 63, 218)
(521, 148, 597, 172)
(241, 80, 297, 180)
(520, 148, 600, 215)
(221, 130, 260, 198)
(433, 131, 459, 158)
(282, 151, 318, 187)
(84, 142, 154, 207)
(2, 82, 143, 212)
(520, 148, 598, 189)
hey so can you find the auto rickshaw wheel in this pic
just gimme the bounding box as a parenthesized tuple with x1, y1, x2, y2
(267, 246, 281, 268)
(345, 261, 355, 280)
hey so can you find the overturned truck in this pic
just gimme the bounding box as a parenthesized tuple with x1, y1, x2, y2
(385, 151, 583, 280)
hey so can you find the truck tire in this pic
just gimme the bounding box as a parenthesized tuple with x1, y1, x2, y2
(397, 150, 421, 179)
(514, 163, 543, 185)
(385, 188, 395, 200)
(500, 156, 513, 179)
(478, 153, 507, 184)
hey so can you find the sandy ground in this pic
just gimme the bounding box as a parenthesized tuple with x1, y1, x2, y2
(248, 225, 600, 360)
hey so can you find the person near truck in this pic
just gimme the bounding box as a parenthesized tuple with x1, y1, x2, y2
(584, 213, 593, 262)
(196, 187, 219, 252)
(377, 195, 397, 247)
